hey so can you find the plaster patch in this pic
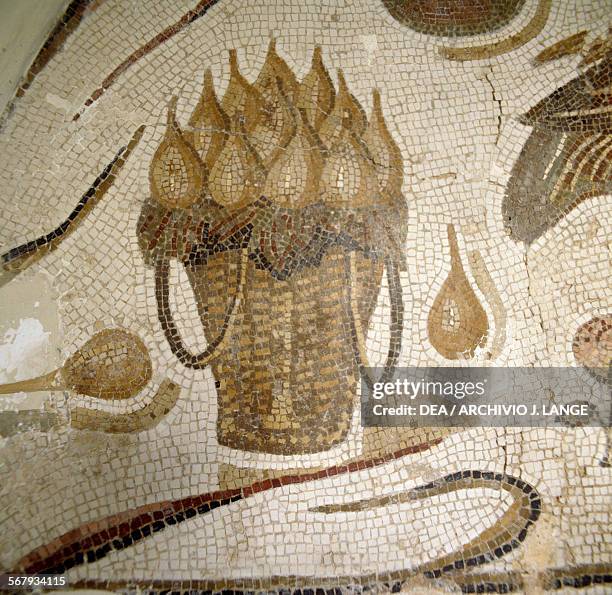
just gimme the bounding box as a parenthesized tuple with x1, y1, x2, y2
(0, 317, 51, 384)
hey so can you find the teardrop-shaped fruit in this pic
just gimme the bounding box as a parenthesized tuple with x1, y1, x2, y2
(296, 46, 336, 131)
(149, 97, 205, 209)
(250, 76, 297, 166)
(319, 125, 378, 208)
(187, 69, 230, 170)
(264, 108, 324, 207)
(62, 329, 152, 400)
(208, 117, 266, 207)
(221, 49, 265, 132)
(428, 225, 489, 360)
(318, 69, 367, 146)
(255, 38, 299, 104)
(362, 89, 403, 197)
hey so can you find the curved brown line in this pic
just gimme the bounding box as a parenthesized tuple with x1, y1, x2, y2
(17, 1, 102, 97)
(18, 469, 540, 592)
(347, 252, 404, 388)
(72, 0, 222, 121)
(42, 564, 612, 593)
(0, 0, 102, 127)
(154, 248, 247, 369)
(69, 572, 523, 593)
(0, 124, 145, 288)
(309, 471, 541, 584)
(439, 0, 551, 61)
(15, 438, 441, 574)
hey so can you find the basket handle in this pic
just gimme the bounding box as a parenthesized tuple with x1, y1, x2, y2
(154, 248, 248, 368)
(346, 251, 404, 389)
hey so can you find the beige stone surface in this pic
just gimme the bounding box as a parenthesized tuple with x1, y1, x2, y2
(0, 0, 608, 590)
(0, 0, 69, 113)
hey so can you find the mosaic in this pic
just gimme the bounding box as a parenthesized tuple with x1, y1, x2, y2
(137, 44, 407, 455)
(381, 0, 528, 36)
(0, 0, 610, 593)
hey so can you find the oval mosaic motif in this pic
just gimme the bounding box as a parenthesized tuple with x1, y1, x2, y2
(381, 0, 526, 36)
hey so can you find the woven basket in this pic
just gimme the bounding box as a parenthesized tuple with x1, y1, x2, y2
(186, 247, 383, 454)
(139, 44, 407, 455)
